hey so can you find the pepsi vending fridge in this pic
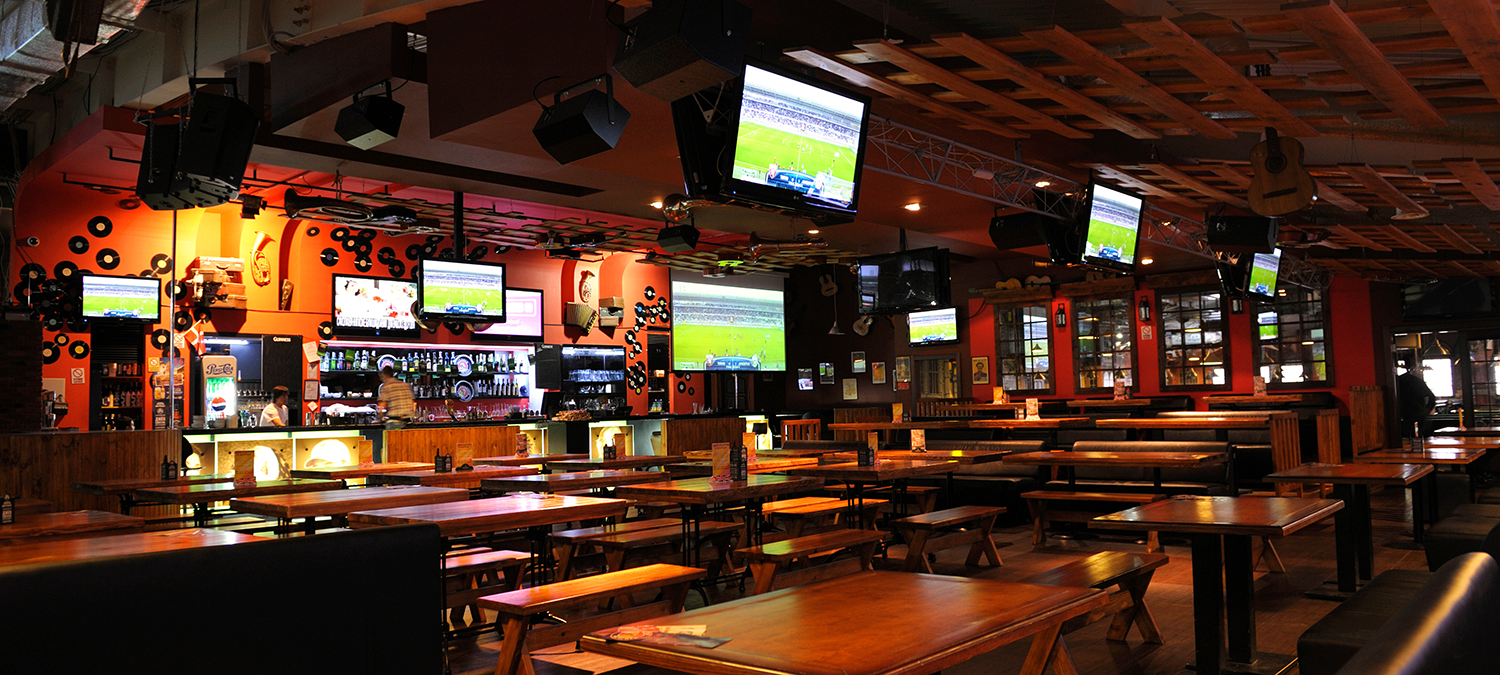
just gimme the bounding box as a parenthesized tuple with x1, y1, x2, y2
(201, 355, 239, 428)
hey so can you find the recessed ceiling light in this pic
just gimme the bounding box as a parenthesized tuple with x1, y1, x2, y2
(904, 203, 921, 212)
(1034, 180, 1052, 188)
(649, 201, 663, 209)
(807, 229, 820, 235)
(1140, 257, 1154, 265)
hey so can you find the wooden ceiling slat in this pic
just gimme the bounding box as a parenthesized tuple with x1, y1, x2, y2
(1433, 224, 1486, 254)
(836, 15, 1245, 63)
(1408, 261, 1443, 278)
(1427, 0, 1500, 104)
(1245, 0, 1458, 34)
(1319, 258, 1363, 277)
(1077, 162, 1207, 209)
(1205, 165, 1252, 188)
(1383, 226, 1438, 253)
(1278, 30, 1457, 63)
(1441, 158, 1500, 210)
(1359, 100, 1500, 121)
(1339, 163, 1430, 216)
(1334, 81, 1491, 107)
(1306, 57, 1471, 87)
(1122, 17, 1320, 137)
(1312, 180, 1368, 212)
(1331, 224, 1391, 250)
(931, 33, 1161, 140)
(852, 39, 1092, 139)
(877, 49, 1277, 87)
(1281, 0, 1447, 129)
(1139, 163, 1251, 208)
(1018, 25, 1237, 139)
(783, 47, 1028, 139)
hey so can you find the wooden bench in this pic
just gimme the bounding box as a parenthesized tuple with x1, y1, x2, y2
(773, 499, 888, 537)
(591, 520, 743, 582)
(762, 496, 842, 515)
(631, 501, 680, 520)
(891, 505, 1006, 574)
(1019, 550, 1168, 645)
(826, 484, 940, 514)
(443, 548, 530, 628)
(1022, 491, 1166, 552)
(735, 528, 885, 595)
(550, 518, 681, 580)
(480, 563, 706, 675)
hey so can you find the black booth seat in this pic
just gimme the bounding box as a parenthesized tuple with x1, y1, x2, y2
(904, 440, 1046, 524)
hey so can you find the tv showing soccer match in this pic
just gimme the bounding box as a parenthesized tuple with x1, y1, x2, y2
(418, 259, 506, 322)
(670, 277, 786, 372)
(81, 274, 160, 322)
(332, 274, 420, 338)
(1082, 183, 1143, 272)
(473, 288, 545, 342)
(1247, 249, 1282, 299)
(721, 61, 871, 220)
(908, 307, 959, 346)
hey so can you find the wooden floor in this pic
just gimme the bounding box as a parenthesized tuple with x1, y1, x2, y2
(446, 488, 1438, 675)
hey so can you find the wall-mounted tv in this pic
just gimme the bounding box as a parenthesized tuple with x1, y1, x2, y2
(857, 247, 952, 315)
(908, 307, 959, 346)
(670, 275, 786, 372)
(1215, 256, 1250, 299)
(673, 59, 871, 223)
(418, 259, 506, 322)
(1402, 278, 1495, 320)
(331, 274, 420, 338)
(1246, 249, 1282, 300)
(1081, 182, 1143, 272)
(472, 288, 545, 342)
(81, 274, 160, 322)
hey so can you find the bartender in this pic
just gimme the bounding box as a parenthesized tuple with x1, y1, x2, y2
(260, 385, 290, 427)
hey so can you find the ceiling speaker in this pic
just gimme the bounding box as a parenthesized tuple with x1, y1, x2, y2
(336, 95, 405, 150)
(533, 89, 631, 164)
(1206, 216, 1278, 254)
(613, 0, 752, 102)
(657, 225, 699, 252)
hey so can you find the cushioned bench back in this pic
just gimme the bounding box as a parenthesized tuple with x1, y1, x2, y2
(1333, 553, 1500, 675)
(927, 440, 1046, 477)
(0, 524, 442, 674)
(1069, 441, 1231, 484)
(1055, 429, 1129, 449)
(783, 440, 864, 452)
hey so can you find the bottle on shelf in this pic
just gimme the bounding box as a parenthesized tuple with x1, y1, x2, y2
(1, 494, 12, 525)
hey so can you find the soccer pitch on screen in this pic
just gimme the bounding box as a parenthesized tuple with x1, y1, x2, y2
(1085, 219, 1138, 264)
(422, 284, 504, 316)
(910, 318, 957, 344)
(732, 122, 857, 197)
(672, 323, 787, 371)
(83, 294, 155, 318)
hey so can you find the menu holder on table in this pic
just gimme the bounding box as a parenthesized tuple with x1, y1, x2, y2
(860, 432, 878, 466)
(233, 450, 256, 485)
(711, 442, 731, 483)
(454, 442, 474, 468)
(1253, 375, 1267, 396)
(741, 432, 758, 465)
(993, 388, 1008, 404)
(1113, 380, 1127, 401)
(911, 429, 927, 453)
(892, 403, 904, 422)
(357, 440, 374, 465)
(1025, 398, 1040, 421)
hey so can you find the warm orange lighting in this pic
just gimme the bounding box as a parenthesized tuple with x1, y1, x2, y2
(807, 229, 820, 235)
(1140, 257, 1154, 265)
(904, 203, 921, 212)
(649, 201, 664, 209)
(1034, 180, 1052, 188)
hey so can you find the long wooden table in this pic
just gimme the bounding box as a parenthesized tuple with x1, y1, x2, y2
(1096, 414, 1310, 496)
(1358, 445, 1489, 531)
(365, 465, 538, 488)
(1070, 398, 1156, 408)
(72, 473, 234, 515)
(671, 458, 820, 477)
(963, 417, 1092, 429)
(287, 461, 434, 480)
(828, 420, 969, 431)
(1006, 450, 1229, 490)
(581, 571, 1107, 675)
(475, 453, 589, 467)
(544, 456, 690, 471)
(134, 479, 345, 526)
(230, 485, 469, 533)
(480, 470, 672, 493)
(615, 475, 825, 571)
(348, 493, 629, 538)
(0, 510, 145, 542)
(0, 528, 262, 567)
(1094, 496, 1342, 675)
(824, 449, 1008, 466)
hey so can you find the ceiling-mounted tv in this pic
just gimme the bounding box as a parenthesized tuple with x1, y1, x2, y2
(670, 276, 786, 372)
(1246, 249, 1282, 300)
(417, 258, 506, 323)
(1402, 278, 1495, 320)
(1081, 182, 1143, 272)
(81, 274, 160, 322)
(331, 274, 420, 339)
(908, 307, 959, 346)
(857, 247, 952, 315)
(472, 288, 545, 342)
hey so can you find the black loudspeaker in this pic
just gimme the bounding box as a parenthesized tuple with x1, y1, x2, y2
(172, 92, 260, 208)
(533, 90, 631, 164)
(1206, 216, 1278, 254)
(136, 123, 196, 211)
(988, 212, 1049, 250)
(613, 0, 752, 102)
(46, 0, 104, 45)
(336, 95, 404, 150)
(657, 225, 700, 252)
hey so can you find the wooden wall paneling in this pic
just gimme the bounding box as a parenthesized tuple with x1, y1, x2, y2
(1349, 385, 1386, 454)
(385, 425, 514, 463)
(0, 430, 179, 516)
(659, 417, 745, 455)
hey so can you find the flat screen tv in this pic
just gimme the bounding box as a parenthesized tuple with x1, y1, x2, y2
(908, 307, 959, 346)
(417, 259, 506, 322)
(472, 288, 545, 342)
(331, 274, 420, 338)
(856, 247, 952, 315)
(1402, 278, 1495, 320)
(81, 274, 160, 322)
(1215, 256, 1250, 299)
(670, 278, 786, 372)
(1246, 249, 1282, 300)
(1081, 182, 1143, 272)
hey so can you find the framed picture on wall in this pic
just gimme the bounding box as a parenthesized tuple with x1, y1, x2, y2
(971, 356, 991, 385)
(871, 361, 887, 385)
(797, 368, 814, 391)
(842, 378, 859, 400)
(819, 362, 835, 385)
(851, 351, 867, 374)
(894, 356, 912, 384)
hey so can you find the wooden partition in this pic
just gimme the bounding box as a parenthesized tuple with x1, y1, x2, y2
(1349, 386, 1386, 454)
(1315, 409, 1342, 463)
(832, 407, 887, 441)
(660, 417, 744, 455)
(0, 429, 180, 516)
(385, 424, 515, 463)
(1267, 412, 1306, 497)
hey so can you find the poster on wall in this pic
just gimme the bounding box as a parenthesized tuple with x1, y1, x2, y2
(871, 362, 887, 385)
(819, 362, 835, 385)
(894, 356, 912, 383)
(797, 368, 814, 390)
(971, 357, 990, 385)
(842, 378, 859, 400)
(851, 351, 866, 374)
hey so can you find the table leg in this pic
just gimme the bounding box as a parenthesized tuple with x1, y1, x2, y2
(1190, 533, 1226, 675)
(1354, 485, 1374, 581)
(119, 494, 133, 516)
(1331, 484, 1358, 594)
(1153, 467, 1163, 490)
(1224, 534, 1295, 674)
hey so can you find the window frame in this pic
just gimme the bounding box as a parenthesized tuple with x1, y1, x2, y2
(994, 304, 1056, 395)
(1155, 286, 1232, 391)
(1254, 285, 1333, 389)
(1072, 294, 1137, 394)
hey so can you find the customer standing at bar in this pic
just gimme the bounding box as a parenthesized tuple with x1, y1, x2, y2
(260, 386, 290, 427)
(1398, 355, 1436, 437)
(378, 366, 415, 429)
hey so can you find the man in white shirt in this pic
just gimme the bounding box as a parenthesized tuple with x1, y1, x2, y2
(260, 385, 290, 427)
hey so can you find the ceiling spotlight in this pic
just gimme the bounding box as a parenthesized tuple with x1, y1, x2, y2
(650, 200, 664, 209)
(1034, 180, 1052, 188)
(336, 81, 404, 150)
(533, 74, 631, 165)
(1140, 257, 1154, 265)
(240, 194, 262, 219)
(807, 229, 820, 235)
(904, 203, 921, 212)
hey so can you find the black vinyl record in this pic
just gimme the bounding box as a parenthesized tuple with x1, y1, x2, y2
(95, 248, 120, 269)
(43, 315, 64, 331)
(354, 256, 373, 272)
(687, 387, 695, 395)
(13, 282, 32, 303)
(174, 310, 192, 331)
(317, 321, 334, 339)
(41, 343, 59, 364)
(306, 226, 320, 237)
(68, 236, 89, 254)
(320, 248, 339, 267)
(53, 261, 78, 281)
(69, 341, 90, 359)
(426, 235, 444, 244)
(377, 247, 395, 263)
(677, 381, 687, 393)
(356, 228, 376, 241)
(421, 243, 437, 257)
(54, 333, 69, 345)
(66, 318, 87, 334)
(494, 246, 512, 255)
(438, 247, 455, 260)
(330, 227, 350, 242)
(193, 308, 212, 322)
(151, 329, 170, 349)
(468, 245, 488, 260)
(355, 241, 372, 256)
(644, 286, 656, 300)
(405, 244, 422, 261)
(139, 270, 154, 278)
(87, 216, 112, 238)
(20, 262, 44, 282)
(340, 237, 359, 252)
(684, 373, 692, 381)
(166, 280, 187, 301)
(151, 254, 172, 274)
(387, 260, 405, 278)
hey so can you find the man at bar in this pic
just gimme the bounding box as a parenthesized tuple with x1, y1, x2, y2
(259, 385, 290, 427)
(378, 366, 415, 429)
(1398, 355, 1436, 437)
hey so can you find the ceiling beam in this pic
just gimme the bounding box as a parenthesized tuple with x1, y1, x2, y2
(1382, 226, 1437, 253)
(1427, 0, 1500, 104)
(1018, 25, 1237, 139)
(1330, 225, 1390, 251)
(1441, 158, 1500, 210)
(783, 47, 1027, 138)
(1433, 224, 1486, 254)
(1280, 0, 1447, 128)
(1077, 162, 1206, 209)
(1121, 17, 1319, 137)
(1313, 180, 1367, 212)
(852, 40, 1091, 139)
(1338, 163, 1430, 216)
(930, 33, 1161, 140)
(1138, 163, 1250, 208)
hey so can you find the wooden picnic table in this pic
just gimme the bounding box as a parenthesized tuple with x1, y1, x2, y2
(671, 458, 820, 477)
(288, 461, 434, 480)
(543, 456, 690, 471)
(824, 449, 1009, 466)
(787, 460, 959, 483)
(1069, 398, 1156, 407)
(1266, 463, 1433, 597)
(1093, 496, 1342, 675)
(828, 420, 968, 431)
(1096, 414, 1313, 495)
(963, 417, 1092, 429)
(0, 528, 262, 567)
(134, 479, 345, 526)
(14, 498, 52, 516)
(0, 510, 144, 542)
(475, 454, 589, 467)
(615, 475, 827, 569)
(1357, 447, 1488, 465)
(365, 465, 538, 488)
(1006, 450, 1229, 491)
(72, 473, 234, 514)
(348, 493, 629, 539)
(230, 485, 469, 532)
(580, 570, 1107, 675)
(480, 470, 672, 493)
(758, 446, 856, 458)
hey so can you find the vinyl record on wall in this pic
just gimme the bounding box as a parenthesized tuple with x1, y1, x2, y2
(468, 245, 488, 260)
(330, 227, 350, 242)
(426, 235, 444, 244)
(356, 228, 377, 241)
(69, 341, 90, 359)
(306, 226, 320, 237)
(405, 244, 422, 261)
(95, 248, 120, 270)
(54, 333, 69, 345)
(354, 256, 373, 273)
(677, 381, 686, 393)
(193, 308, 212, 323)
(687, 387, 694, 395)
(643, 286, 656, 300)
(445, 322, 465, 335)
(139, 270, 154, 278)
(20, 262, 44, 282)
(43, 315, 64, 331)
(66, 318, 87, 334)
(12, 282, 31, 303)
(320, 249, 339, 267)
(438, 247, 455, 260)
(494, 246, 512, 255)
(151, 329, 170, 349)
(53, 261, 78, 281)
(377, 247, 395, 264)
(684, 373, 691, 381)
(87, 216, 112, 238)
(151, 254, 172, 274)
(387, 260, 405, 278)
(166, 280, 187, 301)
(41, 343, 59, 364)
(174, 310, 193, 331)
(317, 321, 334, 339)
(340, 237, 359, 253)
(68, 236, 89, 254)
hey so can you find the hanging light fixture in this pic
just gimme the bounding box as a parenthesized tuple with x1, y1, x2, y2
(1421, 334, 1453, 360)
(1055, 303, 1067, 328)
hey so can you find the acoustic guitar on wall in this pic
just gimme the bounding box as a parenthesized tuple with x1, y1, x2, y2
(1248, 127, 1316, 216)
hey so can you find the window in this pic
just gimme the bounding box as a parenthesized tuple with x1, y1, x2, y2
(1159, 290, 1227, 388)
(1074, 296, 1133, 391)
(1256, 286, 1328, 385)
(915, 354, 960, 399)
(995, 305, 1053, 393)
